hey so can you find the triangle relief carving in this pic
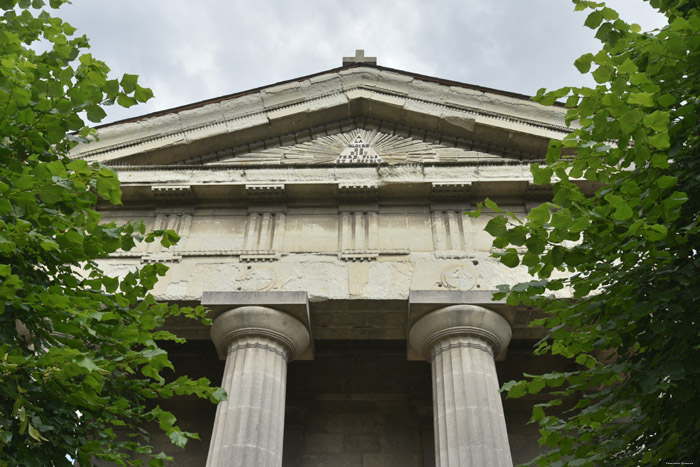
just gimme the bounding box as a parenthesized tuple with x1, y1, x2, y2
(335, 135, 383, 164)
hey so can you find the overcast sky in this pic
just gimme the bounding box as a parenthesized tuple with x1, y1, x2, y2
(58, 0, 666, 124)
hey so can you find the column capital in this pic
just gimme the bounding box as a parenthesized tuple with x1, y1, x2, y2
(210, 306, 310, 361)
(408, 305, 512, 361)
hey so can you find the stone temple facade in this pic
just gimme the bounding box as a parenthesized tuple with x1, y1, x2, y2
(75, 52, 586, 466)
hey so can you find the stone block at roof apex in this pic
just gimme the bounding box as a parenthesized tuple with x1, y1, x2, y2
(70, 64, 571, 168)
(343, 49, 377, 66)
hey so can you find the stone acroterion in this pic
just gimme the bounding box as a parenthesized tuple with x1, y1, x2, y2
(342, 49, 377, 65)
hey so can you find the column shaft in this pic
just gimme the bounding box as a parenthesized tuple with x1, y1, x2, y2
(408, 305, 513, 467)
(207, 335, 288, 467)
(431, 335, 512, 467)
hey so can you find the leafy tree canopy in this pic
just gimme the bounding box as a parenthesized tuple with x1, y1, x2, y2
(0, 1, 224, 465)
(473, 0, 700, 465)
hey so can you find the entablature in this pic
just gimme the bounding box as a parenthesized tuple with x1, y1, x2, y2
(107, 162, 597, 207)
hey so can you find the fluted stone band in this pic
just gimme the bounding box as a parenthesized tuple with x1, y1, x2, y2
(210, 306, 310, 361)
(408, 305, 512, 360)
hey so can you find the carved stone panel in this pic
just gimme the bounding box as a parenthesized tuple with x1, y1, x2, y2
(338, 210, 379, 261)
(242, 212, 286, 261)
(430, 210, 470, 259)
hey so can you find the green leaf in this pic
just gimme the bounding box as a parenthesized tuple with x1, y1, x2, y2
(527, 203, 551, 226)
(134, 84, 154, 103)
(551, 211, 573, 230)
(168, 430, 188, 448)
(120, 73, 139, 93)
(627, 92, 655, 107)
(662, 191, 688, 210)
(498, 249, 520, 268)
(592, 65, 612, 83)
(96, 169, 122, 204)
(642, 110, 670, 132)
(38, 185, 64, 204)
(0, 199, 12, 215)
(569, 217, 589, 233)
(485, 216, 508, 237)
(86, 105, 107, 123)
(63, 229, 84, 245)
(600, 7, 618, 20)
(657, 176, 678, 189)
(657, 93, 676, 107)
(574, 53, 595, 73)
(618, 60, 638, 75)
(504, 380, 527, 398)
(584, 10, 603, 29)
(651, 153, 669, 169)
(649, 131, 670, 150)
(505, 226, 527, 246)
(522, 251, 540, 268)
(46, 160, 68, 177)
(644, 224, 667, 241)
(531, 163, 554, 185)
(65, 113, 85, 131)
(604, 193, 633, 220)
(86, 70, 107, 87)
(618, 108, 642, 133)
(484, 198, 502, 213)
(210, 387, 227, 403)
(67, 159, 90, 173)
(28, 424, 48, 442)
(532, 405, 546, 422)
(76, 356, 99, 372)
(528, 379, 546, 394)
(40, 240, 60, 251)
(117, 94, 138, 108)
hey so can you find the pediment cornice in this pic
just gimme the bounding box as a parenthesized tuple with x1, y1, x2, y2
(72, 66, 570, 167)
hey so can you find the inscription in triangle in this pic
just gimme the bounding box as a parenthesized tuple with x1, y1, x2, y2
(335, 135, 383, 164)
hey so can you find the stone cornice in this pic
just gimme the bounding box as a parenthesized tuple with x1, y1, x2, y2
(98, 162, 603, 206)
(109, 158, 538, 171)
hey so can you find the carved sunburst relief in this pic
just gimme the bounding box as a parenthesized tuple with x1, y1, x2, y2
(203, 128, 502, 166)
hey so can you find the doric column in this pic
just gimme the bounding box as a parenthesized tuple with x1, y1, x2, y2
(207, 306, 310, 467)
(408, 305, 513, 467)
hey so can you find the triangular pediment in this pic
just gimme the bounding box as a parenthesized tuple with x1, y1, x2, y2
(73, 66, 569, 167)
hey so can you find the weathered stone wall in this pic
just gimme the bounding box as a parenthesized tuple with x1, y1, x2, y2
(283, 341, 433, 467)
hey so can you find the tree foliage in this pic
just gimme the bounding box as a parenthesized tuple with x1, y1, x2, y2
(0, 1, 224, 465)
(473, 0, 700, 465)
